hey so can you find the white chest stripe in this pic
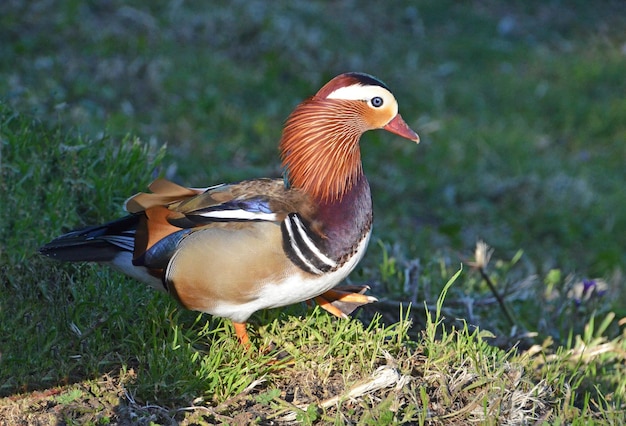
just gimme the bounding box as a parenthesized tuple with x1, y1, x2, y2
(283, 217, 324, 275)
(291, 215, 337, 268)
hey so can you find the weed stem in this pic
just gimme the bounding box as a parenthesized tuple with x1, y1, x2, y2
(478, 266, 516, 328)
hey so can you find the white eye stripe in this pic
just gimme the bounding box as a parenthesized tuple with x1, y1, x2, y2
(326, 84, 392, 102)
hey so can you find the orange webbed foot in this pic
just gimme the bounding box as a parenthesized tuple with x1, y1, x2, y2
(314, 285, 378, 318)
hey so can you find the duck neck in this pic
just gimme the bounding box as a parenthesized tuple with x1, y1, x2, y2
(315, 173, 372, 258)
(280, 98, 365, 203)
(280, 98, 373, 259)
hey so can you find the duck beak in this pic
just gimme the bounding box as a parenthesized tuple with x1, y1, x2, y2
(383, 114, 420, 143)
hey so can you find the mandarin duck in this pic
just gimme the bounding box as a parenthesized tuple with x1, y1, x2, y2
(39, 72, 419, 346)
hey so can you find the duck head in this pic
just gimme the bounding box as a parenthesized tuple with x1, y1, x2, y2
(280, 72, 419, 203)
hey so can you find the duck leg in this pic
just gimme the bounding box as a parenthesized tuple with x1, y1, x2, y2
(232, 322, 250, 347)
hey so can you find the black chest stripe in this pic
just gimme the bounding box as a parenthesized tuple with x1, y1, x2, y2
(281, 214, 337, 275)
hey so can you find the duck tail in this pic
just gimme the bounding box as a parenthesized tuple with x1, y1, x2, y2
(39, 215, 140, 262)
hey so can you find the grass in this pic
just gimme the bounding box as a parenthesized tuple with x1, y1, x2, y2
(1, 0, 626, 423)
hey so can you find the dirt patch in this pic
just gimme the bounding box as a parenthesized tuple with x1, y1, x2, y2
(0, 374, 124, 426)
(0, 364, 378, 425)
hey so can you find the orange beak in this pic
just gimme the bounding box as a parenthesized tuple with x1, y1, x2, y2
(383, 114, 420, 143)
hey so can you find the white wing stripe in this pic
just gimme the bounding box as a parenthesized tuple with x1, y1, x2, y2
(198, 209, 278, 221)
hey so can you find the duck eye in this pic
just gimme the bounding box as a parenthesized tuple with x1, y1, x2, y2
(371, 96, 384, 108)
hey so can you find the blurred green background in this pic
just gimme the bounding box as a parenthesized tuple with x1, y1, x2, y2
(3, 0, 625, 279)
